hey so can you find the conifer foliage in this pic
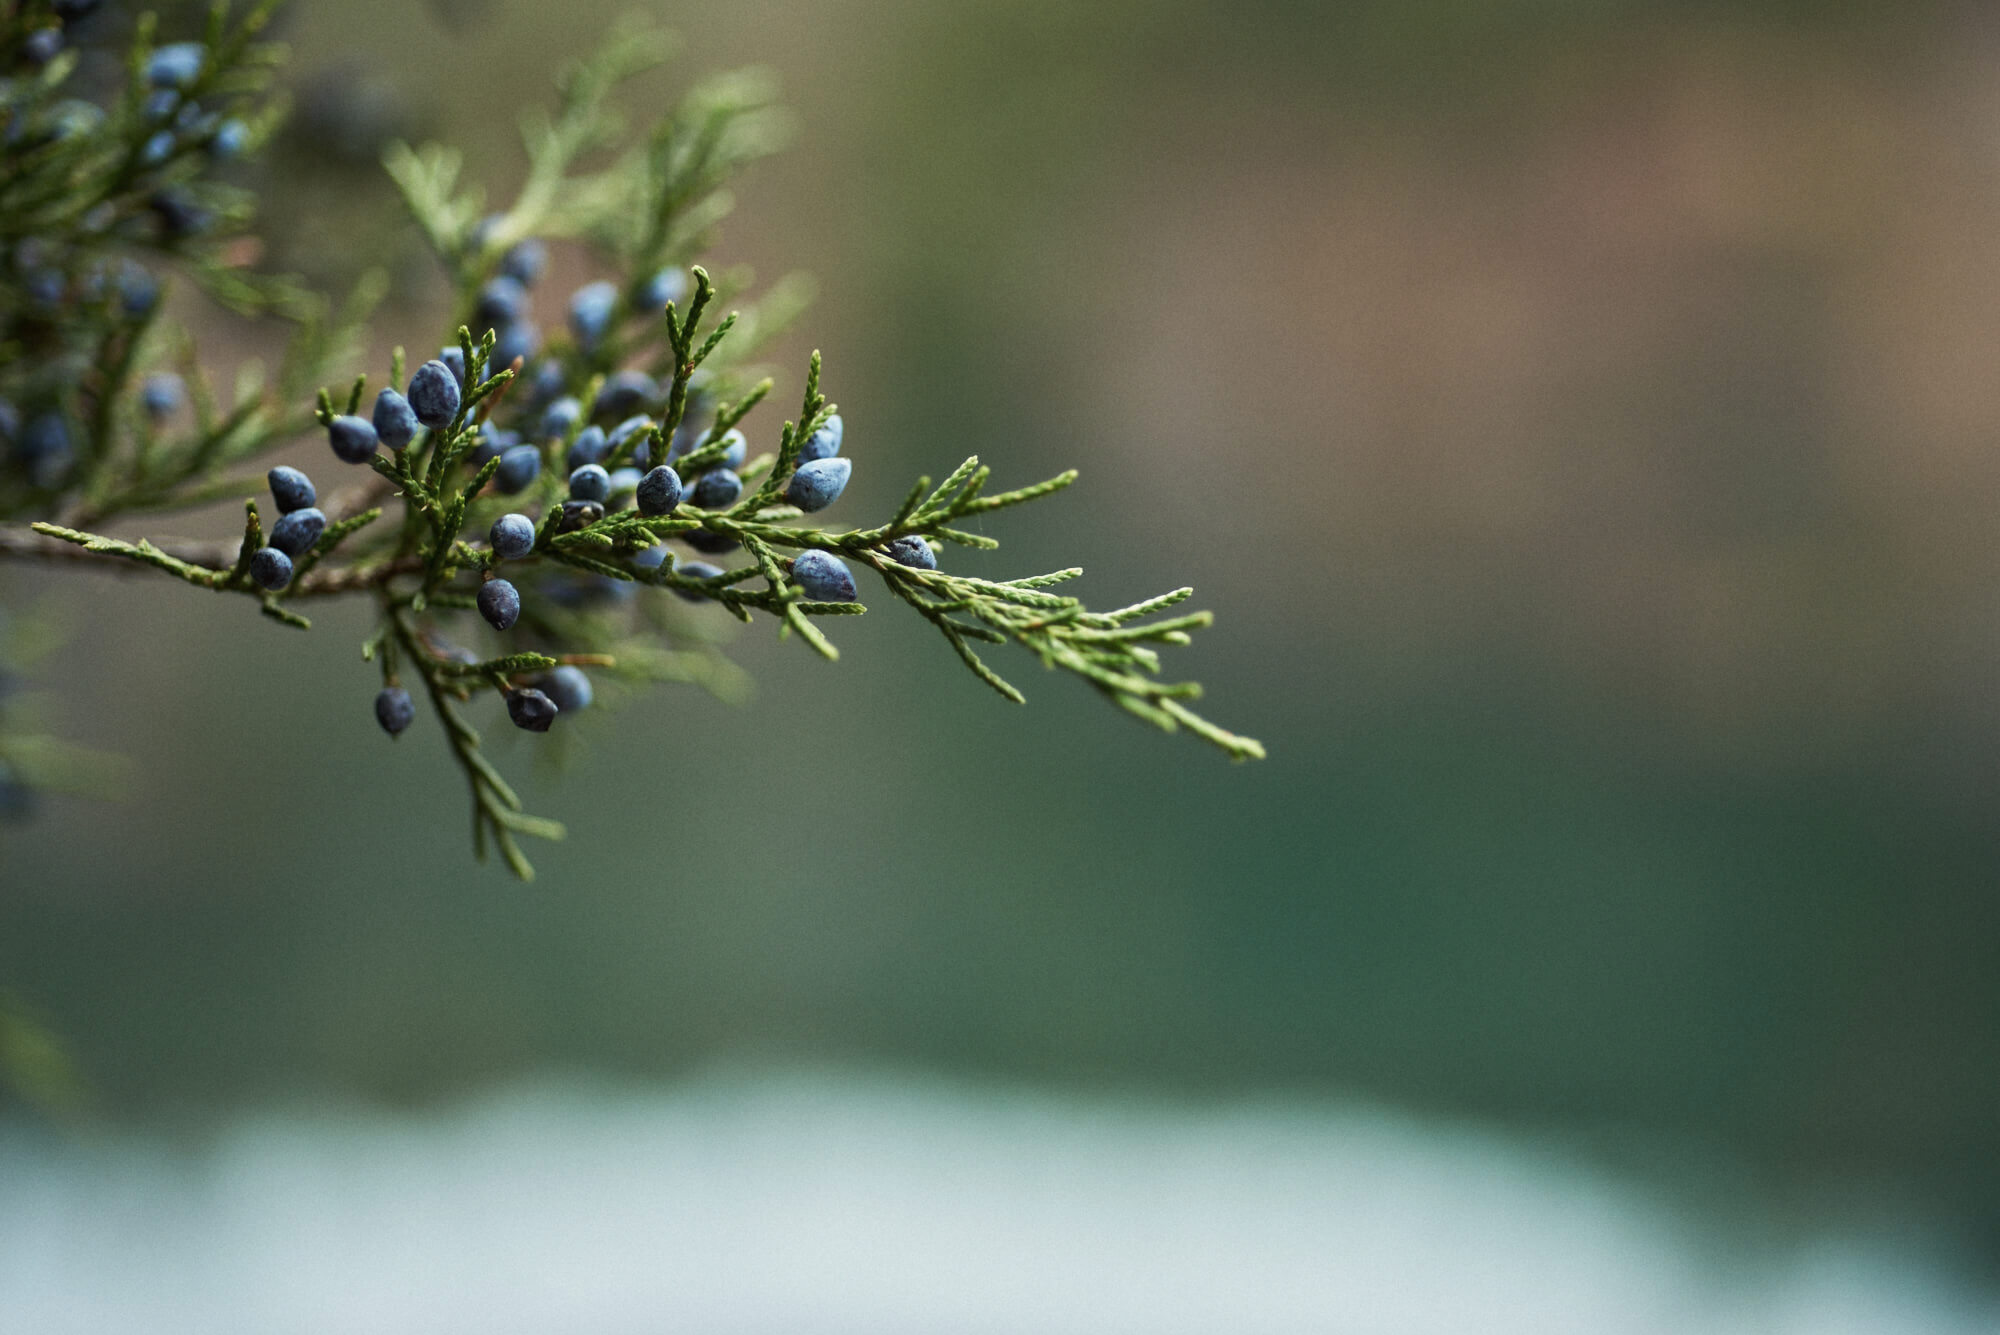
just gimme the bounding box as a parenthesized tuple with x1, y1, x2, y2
(0, 2, 1262, 877)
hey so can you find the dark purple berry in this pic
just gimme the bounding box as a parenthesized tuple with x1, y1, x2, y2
(506, 688, 557, 732)
(375, 686, 415, 735)
(477, 578, 520, 631)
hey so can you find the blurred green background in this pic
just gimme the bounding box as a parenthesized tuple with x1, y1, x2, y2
(6, 0, 2000, 1253)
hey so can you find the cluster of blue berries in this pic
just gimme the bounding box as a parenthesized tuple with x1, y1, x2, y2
(317, 354, 459, 466)
(136, 39, 250, 170)
(249, 464, 323, 592)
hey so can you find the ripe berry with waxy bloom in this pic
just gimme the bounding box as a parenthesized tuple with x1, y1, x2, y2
(267, 466, 315, 514)
(790, 549, 857, 602)
(249, 546, 292, 590)
(327, 414, 379, 464)
(372, 388, 418, 450)
(375, 687, 415, 736)
(478, 578, 521, 631)
(408, 358, 461, 427)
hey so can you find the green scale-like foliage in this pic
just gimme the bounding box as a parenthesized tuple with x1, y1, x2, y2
(0, 3, 1262, 879)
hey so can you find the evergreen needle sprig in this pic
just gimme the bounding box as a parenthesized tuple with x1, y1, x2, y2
(0, 7, 1262, 878)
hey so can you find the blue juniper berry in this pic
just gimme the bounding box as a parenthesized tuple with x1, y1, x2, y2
(799, 412, 843, 462)
(689, 467, 742, 509)
(249, 545, 292, 590)
(785, 456, 851, 512)
(538, 666, 593, 714)
(23, 28, 62, 65)
(439, 345, 467, 388)
(146, 42, 205, 89)
(374, 686, 415, 736)
(559, 499, 603, 530)
(372, 387, 418, 450)
(791, 550, 858, 602)
(684, 529, 738, 555)
(140, 372, 182, 420)
(568, 280, 617, 345)
(267, 465, 315, 513)
(471, 421, 520, 466)
(117, 261, 157, 315)
(671, 559, 724, 600)
(489, 512, 536, 560)
(327, 414, 379, 463)
(716, 428, 747, 469)
(506, 687, 558, 732)
(499, 238, 547, 286)
(608, 414, 653, 465)
(490, 320, 539, 370)
(478, 577, 521, 631)
(593, 370, 656, 419)
(568, 463, 610, 502)
(635, 464, 682, 516)
(407, 358, 461, 428)
(526, 359, 566, 407)
(884, 534, 937, 570)
(475, 275, 529, 327)
(564, 424, 608, 472)
(209, 118, 248, 158)
(268, 506, 326, 557)
(141, 130, 174, 165)
(540, 395, 582, 439)
(638, 266, 687, 311)
(494, 444, 542, 494)
(633, 544, 668, 572)
(607, 466, 641, 497)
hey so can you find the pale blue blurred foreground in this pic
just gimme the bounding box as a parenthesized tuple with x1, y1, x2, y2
(3, 1071, 1992, 1335)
